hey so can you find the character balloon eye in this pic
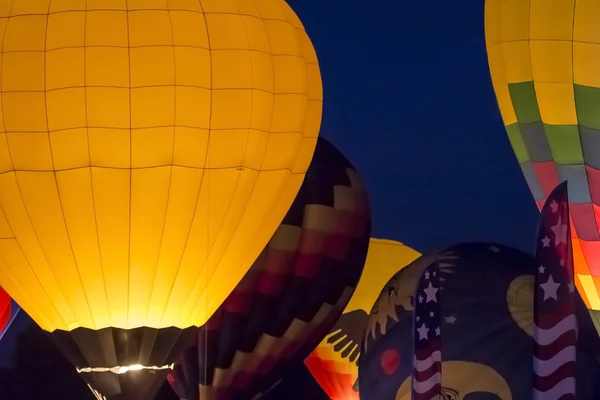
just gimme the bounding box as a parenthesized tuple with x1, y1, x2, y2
(388, 286, 396, 299)
(371, 303, 379, 314)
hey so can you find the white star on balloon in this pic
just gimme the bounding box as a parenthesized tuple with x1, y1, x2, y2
(549, 200, 559, 213)
(540, 275, 561, 301)
(423, 282, 438, 303)
(541, 236, 551, 248)
(567, 281, 575, 293)
(417, 323, 429, 340)
(538, 265, 545, 274)
(435, 327, 441, 336)
(424, 271, 430, 280)
(444, 315, 457, 324)
(551, 217, 568, 246)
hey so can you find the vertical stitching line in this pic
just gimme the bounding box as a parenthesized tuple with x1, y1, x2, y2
(0, 1, 57, 330)
(157, 0, 213, 329)
(45, 0, 97, 331)
(125, 0, 132, 330)
(83, 2, 112, 328)
(144, 1, 178, 327)
(5, 1, 76, 331)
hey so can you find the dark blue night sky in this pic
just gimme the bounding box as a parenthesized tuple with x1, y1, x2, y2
(0, 1, 545, 398)
(287, 0, 539, 254)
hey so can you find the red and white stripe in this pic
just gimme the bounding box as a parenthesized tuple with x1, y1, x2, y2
(413, 345, 441, 400)
(534, 184, 577, 399)
(533, 303, 577, 399)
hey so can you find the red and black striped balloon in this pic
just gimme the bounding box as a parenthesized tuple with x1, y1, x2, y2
(168, 137, 371, 399)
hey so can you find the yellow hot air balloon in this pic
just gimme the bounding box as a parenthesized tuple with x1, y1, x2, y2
(305, 239, 420, 400)
(0, 0, 322, 398)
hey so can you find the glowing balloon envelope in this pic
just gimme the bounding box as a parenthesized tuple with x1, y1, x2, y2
(0, 0, 322, 398)
(485, 0, 600, 314)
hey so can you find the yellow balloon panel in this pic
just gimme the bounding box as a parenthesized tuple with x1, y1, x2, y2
(0, 0, 322, 332)
(344, 238, 421, 314)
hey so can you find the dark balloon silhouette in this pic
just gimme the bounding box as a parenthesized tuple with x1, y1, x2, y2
(168, 137, 372, 399)
(359, 243, 600, 399)
(0, 314, 93, 400)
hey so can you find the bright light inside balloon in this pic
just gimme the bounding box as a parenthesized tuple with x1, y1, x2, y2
(116, 364, 143, 374)
(77, 364, 174, 375)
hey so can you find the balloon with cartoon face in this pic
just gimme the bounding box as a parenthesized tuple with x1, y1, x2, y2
(359, 243, 600, 399)
(305, 239, 421, 400)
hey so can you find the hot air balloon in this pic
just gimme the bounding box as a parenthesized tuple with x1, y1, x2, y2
(484, 0, 600, 316)
(358, 243, 600, 399)
(0, 0, 322, 398)
(305, 239, 420, 400)
(167, 137, 371, 399)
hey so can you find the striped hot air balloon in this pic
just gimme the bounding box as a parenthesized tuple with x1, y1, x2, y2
(167, 137, 371, 400)
(484, 0, 600, 320)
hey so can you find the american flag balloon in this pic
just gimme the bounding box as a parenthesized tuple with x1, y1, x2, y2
(534, 181, 577, 399)
(411, 261, 442, 400)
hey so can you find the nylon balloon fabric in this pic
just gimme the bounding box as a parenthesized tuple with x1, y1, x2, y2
(358, 243, 600, 399)
(168, 137, 371, 400)
(305, 239, 420, 400)
(0, 0, 322, 398)
(485, 0, 600, 313)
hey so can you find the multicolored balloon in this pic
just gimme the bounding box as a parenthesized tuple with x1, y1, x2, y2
(305, 239, 420, 400)
(168, 137, 371, 399)
(359, 243, 600, 399)
(485, 0, 600, 314)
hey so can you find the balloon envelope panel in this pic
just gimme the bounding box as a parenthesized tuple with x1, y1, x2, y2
(485, 0, 600, 311)
(168, 137, 372, 399)
(305, 239, 421, 400)
(358, 243, 600, 399)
